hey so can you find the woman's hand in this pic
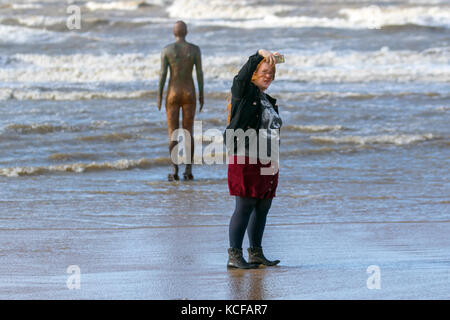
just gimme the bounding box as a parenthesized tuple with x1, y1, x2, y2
(258, 49, 276, 66)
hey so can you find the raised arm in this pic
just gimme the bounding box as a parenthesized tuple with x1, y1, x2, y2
(157, 48, 169, 111)
(231, 49, 276, 100)
(194, 45, 204, 112)
(231, 51, 263, 100)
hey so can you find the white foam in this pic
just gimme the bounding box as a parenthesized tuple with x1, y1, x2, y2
(408, 0, 448, 3)
(4, 123, 79, 134)
(0, 53, 161, 83)
(310, 133, 436, 146)
(167, 1, 450, 29)
(0, 89, 153, 101)
(0, 88, 13, 100)
(167, 0, 294, 20)
(11, 3, 43, 10)
(277, 47, 450, 83)
(278, 91, 377, 101)
(0, 14, 144, 32)
(435, 106, 450, 112)
(9, 15, 68, 28)
(85, 0, 161, 11)
(0, 24, 66, 44)
(0, 158, 170, 177)
(285, 125, 345, 133)
(1, 47, 448, 86)
(339, 5, 450, 29)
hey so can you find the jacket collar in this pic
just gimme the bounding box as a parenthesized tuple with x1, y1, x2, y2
(250, 83, 277, 106)
(265, 92, 277, 106)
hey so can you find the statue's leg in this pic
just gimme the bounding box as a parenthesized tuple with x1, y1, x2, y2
(166, 102, 181, 181)
(181, 102, 196, 180)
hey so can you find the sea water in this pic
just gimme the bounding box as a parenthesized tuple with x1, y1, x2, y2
(0, 0, 449, 231)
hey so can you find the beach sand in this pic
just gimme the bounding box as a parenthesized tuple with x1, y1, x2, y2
(0, 221, 448, 299)
(1, 0, 449, 302)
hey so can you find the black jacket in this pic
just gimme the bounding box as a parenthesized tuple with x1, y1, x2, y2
(224, 51, 279, 151)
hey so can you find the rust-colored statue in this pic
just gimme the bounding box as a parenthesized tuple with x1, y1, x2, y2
(158, 21, 204, 181)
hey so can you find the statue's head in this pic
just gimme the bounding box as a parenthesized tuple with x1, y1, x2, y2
(173, 21, 187, 38)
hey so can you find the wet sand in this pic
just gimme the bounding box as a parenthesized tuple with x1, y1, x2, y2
(0, 220, 449, 299)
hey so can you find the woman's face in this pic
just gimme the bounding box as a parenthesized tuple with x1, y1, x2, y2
(252, 62, 274, 92)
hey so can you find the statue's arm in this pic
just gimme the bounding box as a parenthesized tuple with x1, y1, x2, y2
(157, 49, 169, 111)
(194, 46, 204, 111)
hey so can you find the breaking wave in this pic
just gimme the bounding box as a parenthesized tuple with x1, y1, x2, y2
(167, 1, 450, 30)
(284, 125, 347, 133)
(5, 123, 82, 134)
(310, 133, 438, 145)
(0, 157, 170, 177)
(85, 0, 165, 11)
(0, 88, 155, 101)
(1, 47, 448, 86)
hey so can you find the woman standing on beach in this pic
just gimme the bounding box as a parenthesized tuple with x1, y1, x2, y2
(225, 49, 283, 269)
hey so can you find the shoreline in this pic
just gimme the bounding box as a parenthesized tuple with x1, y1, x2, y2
(1, 220, 449, 299)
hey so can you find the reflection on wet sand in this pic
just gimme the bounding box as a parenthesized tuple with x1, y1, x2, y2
(1, 222, 449, 299)
(227, 268, 271, 300)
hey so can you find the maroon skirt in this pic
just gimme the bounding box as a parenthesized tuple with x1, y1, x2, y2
(228, 155, 279, 199)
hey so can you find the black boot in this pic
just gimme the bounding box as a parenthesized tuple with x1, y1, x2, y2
(168, 164, 179, 181)
(248, 247, 280, 266)
(227, 248, 259, 269)
(183, 164, 194, 180)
